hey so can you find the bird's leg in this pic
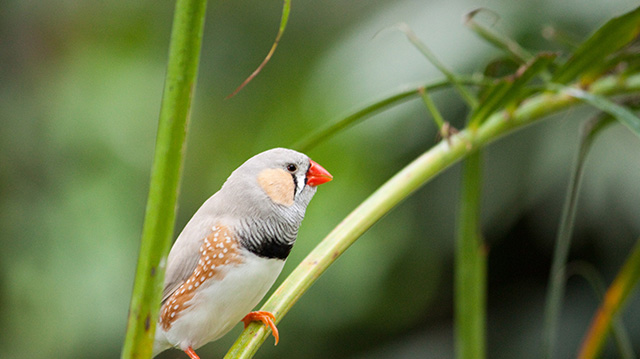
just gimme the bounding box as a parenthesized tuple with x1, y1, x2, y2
(241, 311, 280, 345)
(184, 346, 200, 359)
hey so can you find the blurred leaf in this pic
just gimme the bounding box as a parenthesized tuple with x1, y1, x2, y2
(293, 77, 487, 151)
(567, 262, 635, 359)
(227, 0, 291, 98)
(579, 238, 640, 358)
(561, 86, 640, 139)
(542, 115, 614, 359)
(395, 23, 478, 109)
(464, 8, 534, 64)
(471, 53, 556, 126)
(483, 57, 521, 78)
(552, 6, 640, 85)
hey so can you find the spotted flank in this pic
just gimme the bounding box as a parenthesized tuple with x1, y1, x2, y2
(159, 225, 243, 330)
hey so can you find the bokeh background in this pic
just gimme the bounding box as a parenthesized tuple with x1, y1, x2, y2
(1, 0, 639, 358)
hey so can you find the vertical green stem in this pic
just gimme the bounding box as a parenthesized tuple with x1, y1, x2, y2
(455, 150, 486, 359)
(121, 0, 208, 357)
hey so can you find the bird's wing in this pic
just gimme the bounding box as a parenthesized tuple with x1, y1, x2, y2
(161, 219, 213, 303)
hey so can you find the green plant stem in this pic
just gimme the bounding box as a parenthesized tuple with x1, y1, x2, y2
(455, 151, 487, 359)
(121, 0, 208, 357)
(225, 72, 640, 359)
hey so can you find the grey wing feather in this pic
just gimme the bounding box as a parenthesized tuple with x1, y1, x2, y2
(161, 210, 218, 303)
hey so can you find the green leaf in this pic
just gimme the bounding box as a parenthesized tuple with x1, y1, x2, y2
(396, 23, 478, 109)
(227, 0, 292, 98)
(542, 115, 614, 359)
(561, 86, 640, 139)
(470, 53, 556, 126)
(552, 6, 640, 84)
(579, 238, 640, 358)
(464, 8, 534, 64)
(293, 77, 488, 152)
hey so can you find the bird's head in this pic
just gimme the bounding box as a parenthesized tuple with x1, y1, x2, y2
(217, 148, 332, 223)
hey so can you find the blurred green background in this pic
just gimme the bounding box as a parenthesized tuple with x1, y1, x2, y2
(1, 0, 639, 358)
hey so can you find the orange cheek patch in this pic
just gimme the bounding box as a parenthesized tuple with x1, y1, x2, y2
(257, 168, 295, 206)
(159, 225, 243, 330)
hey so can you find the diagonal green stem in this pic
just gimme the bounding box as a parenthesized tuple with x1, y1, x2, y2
(121, 0, 208, 357)
(225, 73, 640, 359)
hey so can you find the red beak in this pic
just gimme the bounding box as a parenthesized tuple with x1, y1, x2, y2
(306, 159, 333, 187)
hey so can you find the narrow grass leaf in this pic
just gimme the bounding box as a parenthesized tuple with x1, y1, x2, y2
(552, 6, 640, 84)
(293, 77, 488, 151)
(579, 239, 640, 358)
(561, 86, 640, 139)
(396, 23, 478, 109)
(464, 8, 534, 63)
(542, 115, 613, 359)
(227, 0, 291, 98)
(568, 262, 636, 359)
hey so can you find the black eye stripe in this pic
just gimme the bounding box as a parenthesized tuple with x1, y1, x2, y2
(291, 173, 298, 198)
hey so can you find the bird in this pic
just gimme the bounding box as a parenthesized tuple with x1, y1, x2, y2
(152, 148, 333, 359)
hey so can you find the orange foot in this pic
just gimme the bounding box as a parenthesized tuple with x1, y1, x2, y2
(184, 346, 200, 359)
(241, 310, 280, 345)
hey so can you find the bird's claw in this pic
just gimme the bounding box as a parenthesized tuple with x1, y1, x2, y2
(241, 311, 280, 345)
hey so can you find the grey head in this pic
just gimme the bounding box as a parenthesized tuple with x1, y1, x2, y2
(211, 148, 330, 260)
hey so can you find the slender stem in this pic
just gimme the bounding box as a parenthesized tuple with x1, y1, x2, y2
(464, 9, 534, 64)
(225, 73, 640, 359)
(542, 115, 613, 359)
(419, 86, 446, 129)
(294, 77, 488, 152)
(121, 0, 208, 357)
(400, 24, 478, 109)
(455, 151, 486, 359)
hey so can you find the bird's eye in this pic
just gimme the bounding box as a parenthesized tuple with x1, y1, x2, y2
(286, 164, 298, 172)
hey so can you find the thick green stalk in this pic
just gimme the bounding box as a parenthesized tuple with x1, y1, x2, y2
(121, 0, 208, 357)
(225, 73, 640, 358)
(455, 151, 486, 359)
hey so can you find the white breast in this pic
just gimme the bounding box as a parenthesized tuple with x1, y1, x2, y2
(154, 252, 285, 353)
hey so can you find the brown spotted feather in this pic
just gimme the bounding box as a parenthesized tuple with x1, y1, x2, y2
(159, 225, 243, 330)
